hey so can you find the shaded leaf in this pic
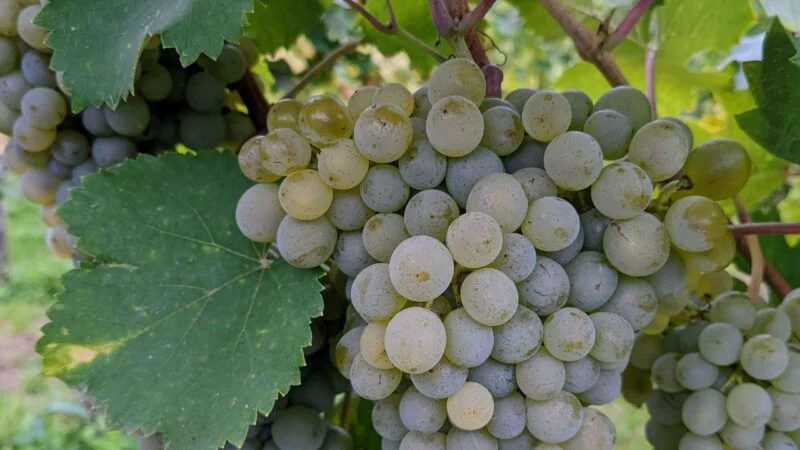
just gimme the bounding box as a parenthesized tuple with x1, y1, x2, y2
(247, 0, 328, 54)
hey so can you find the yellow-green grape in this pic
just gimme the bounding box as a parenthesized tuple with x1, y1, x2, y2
(0, 0, 24, 36)
(447, 382, 494, 431)
(354, 104, 413, 163)
(236, 184, 285, 243)
(594, 85, 652, 131)
(694, 271, 734, 301)
(46, 225, 73, 259)
(20, 167, 61, 205)
(426, 95, 484, 157)
(266, 98, 302, 132)
(259, 128, 312, 176)
(238, 136, 280, 183)
(17, 5, 49, 52)
(521, 90, 572, 142)
(561, 89, 593, 130)
(41, 204, 62, 227)
(14, 116, 56, 152)
(480, 106, 525, 156)
(412, 86, 433, 118)
(348, 85, 378, 119)
(297, 95, 353, 147)
(427, 58, 486, 106)
(479, 97, 515, 112)
(317, 139, 369, 190)
(627, 119, 690, 182)
(590, 162, 652, 220)
(683, 139, 751, 200)
(360, 321, 394, 369)
(505, 88, 537, 112)
(278, 169, 334, 220)
(238, 37, 260, 68)
(373, 83, 414, 116)
(664, 195, 728, 252)
(663, 117, 694, 149)
(603, 213, 670, 277)
(680, 230, 737, 273)
(641, 312, 670, 335)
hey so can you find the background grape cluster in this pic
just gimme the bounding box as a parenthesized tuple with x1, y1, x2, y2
(229, 53, 781, 450)
(1, 1, 257, 262)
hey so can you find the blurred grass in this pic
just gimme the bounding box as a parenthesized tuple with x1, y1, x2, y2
(0, 175, 135, 450)
(599, 399, 650, 449)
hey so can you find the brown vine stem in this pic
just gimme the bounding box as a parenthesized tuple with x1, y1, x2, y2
(340, 391, 353, 429)
(537, 0, 628, 86)
(458, 0, 499, 34)
(283, 40, 363, 100)
(735, 197, 765, 302)
(343, 0, 447, 62)
(234, 71, 270, 134)
(735, 235, 791, 298)
(602, 0, 657, 51)
(645, 42, 658, 117)
(729, 222, 800, 236)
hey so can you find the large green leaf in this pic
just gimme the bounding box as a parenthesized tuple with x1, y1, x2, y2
(36, 0, 254, 110)
(37, 151, 324, 449)
(246, 0, 328, 54)
(759, 0, 800, 30)
(736, 20, 800, 164)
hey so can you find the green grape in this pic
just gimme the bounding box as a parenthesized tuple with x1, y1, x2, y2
(41, 203, 62, 227)
(0, 70, 32, 111)
(224, 110, 256, 148)
(772, 351, 800, 393)
(398, 140, 447, 190)
(317, 139, 369, 190)
(694, 270, 734, 301)
(443, 308, 494, 368)
(504, 87, 537, 113)
(680, 230, 737, 273)
(480, 106, 525, 156)
(276, 215, 337, 269)
(373, 83, 415, 116)
(389, 235, 454, 302)
(489, 232, 537, 283)
(502, 135, 546, 172)
(767, 387, 800, 432)
(683, 139, 751, 200)
(630, 334, 663, 370)
(20, 167, 62, 205)
(46, 224, 73, 259)
(348, 85, 378, 119)
(21, 87, 67, 129)
(561, 89, 593, 130)
(136, 63, 173, 102)
(621, 366, 652, 408)
(447, 382, 494, 431)
(350, 353, 403, 400)
(466, 173, 528, 233)
(17, 5, 49, 51)
(543, 307, 596, 362)
(599, 275, 657, 331)
(399, 431, 446, 450)
(628, 119, 690, 182)
(681, 389, 727, 436)
(410, 116, 426, 141)
(278, 169, 333, 220)
(327, 188, 374, 231)
(740, 334, 789, 380)
(726, 383, 772, 428)
(447, 212, 503, 269)
(412, 86, 432, 118)
(678, 433, 723, 450)
(709, 291, 757, 330)
(753, 308, 792, 341)
(479, 97, 515, 112)
(185, 72, 226, 113)
(664, 116, 694, 149)
(237, 136, 280, 183)
(0, 36, 17, 75)
(298, 95, 353, 147)
(13, 116, 56, 152)
(525, 391, 584, 443)
(266, 98, 302, 132)
(594, 85, 652, 131)
(0, 96, 18, 135)
(235, 184, 285, 243)
(512, 167, 557, 202)
(675, 352, 718, 390)
(698, 322, 743, 365)
(562, 408, 616, 450)
(179, 112, 226, 150)
(543, 131, 603, 191)
(665, 195, 728, 252)
(492, 305, 543, 363)
(360, 165, 410, 213)
(426, 95, 484, 157)
(521, 90, 571, 142)
(427, 58, 486, 106)
(651, 353, 682, 393)
(207, 44, 247, 83)
(351, 263, 407, 322)
(582, 109, 632, 160)
(589, 312, 634, 364)
(590, 162, 652, 220)
(404, 189, 459, 242)
(603, 213, 670, 277)
(522, 196, 580, 252)
(354, 104, 413, 163)
(259, 128, 312, 176)
(719, 422, 765, 449)
(761, 431, 798, 450)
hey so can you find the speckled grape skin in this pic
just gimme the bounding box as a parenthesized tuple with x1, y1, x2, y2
(354, 104, 414, 163)
(543, 131, 604, 191)
(767, 387, 800, 431)
(278, 169, 333, 220)
(664, 195, 728, 252)
(522, 196, 580, 252)
(446, 381, 495, 431)
(628, 119, 690, 182)
(351, 263, 407, 322)
(334, 231, 376, 277)
(517, 256, 570, 316)
(740, 335, 790, 380)
(276, 215, 337, 269)
(487, 392, 527, 440)
(405, 190, 460, 242)
(398, 386, 448, 433)
(235, 183, 285, 243)
(565, 251, 619, 312)
(563, 357, 601, 394)
(599, 276, 658, 331)
(237, 137, 280, 183)
(267, 98, 302, 132)
(398, 140, 447, 190)
(513, 167, 558, 203)
(562, 89, 593, 130)
(461, 268, 519, 326)
(521, 90, 572, 141)
(360, 165, 410, 213)
(399, 431, 447, 450)
(373, 83, 415, 116)
(446, 429, 499, 449)
(446, 146, 504, 208)
(363, 213, 409, 263)
(427, 58, 486, 105)
(327, 188, 375, 231)
(543, 307, 596, 362)
(516, 349, 565, 401)
(467, 358, 517, 398)
(334, 326, 364, 379)
(389, 235, 454, 302)
(385, 307, 447, 374)
(603, 213, 670, 277)
(259, 128, 312, 176)
(412, 86, 434, 119)
(348, 85, 378, 119)
(350, 353, 403, 400)
(526, 391, 584, 443)
(489, 233, 538, 283)
(590, 162, 652, 220)
(492, 305, 543, 364)
(444, 308, 494, 368)
(410, 358, 469, 400)
(447, 212, 504, 269)
(466, 173, 528, 233)
(426, 95, 485, 157)
(589, 312, 635, 364)
(594, 86, 652, 131)
(361, 321, 393, 369)
(318, 139, 370, 190)
(372, 394, 409, 440)
(297, 95, 353, 147)
(481, 106, 525, 155)
(562, 407, 615, 450)
(582, 109, 632, 160)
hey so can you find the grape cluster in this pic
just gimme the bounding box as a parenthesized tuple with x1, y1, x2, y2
(628, 288, 800, 450)
(1, 2, 257, 261)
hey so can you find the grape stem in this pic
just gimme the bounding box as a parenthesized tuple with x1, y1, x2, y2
(342, 0, 447, 62)
(283, 40, 363, 100)
(458, 0, 498, 34)
(340, 391, 353, 428)
(234, 71, 270, 134)
(602, 0, 658, 51)
(537, 0, 629, 86)
(734, 197, 766, 302)
(645, 17, 659, 117)
(728, 222, 800, 236)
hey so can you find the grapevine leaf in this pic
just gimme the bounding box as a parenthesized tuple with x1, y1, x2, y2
(35, 0, 253, 111)
(508, 0, 595, 41)
(246, 0, 328, 54)
(351, 398, 381, 450)
(36, 151, 324, 449)
(735, 20, 800, 164)
(758, 0, 800, 31)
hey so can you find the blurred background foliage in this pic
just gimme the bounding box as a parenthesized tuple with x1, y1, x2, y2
(2, 0, 798, 447)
